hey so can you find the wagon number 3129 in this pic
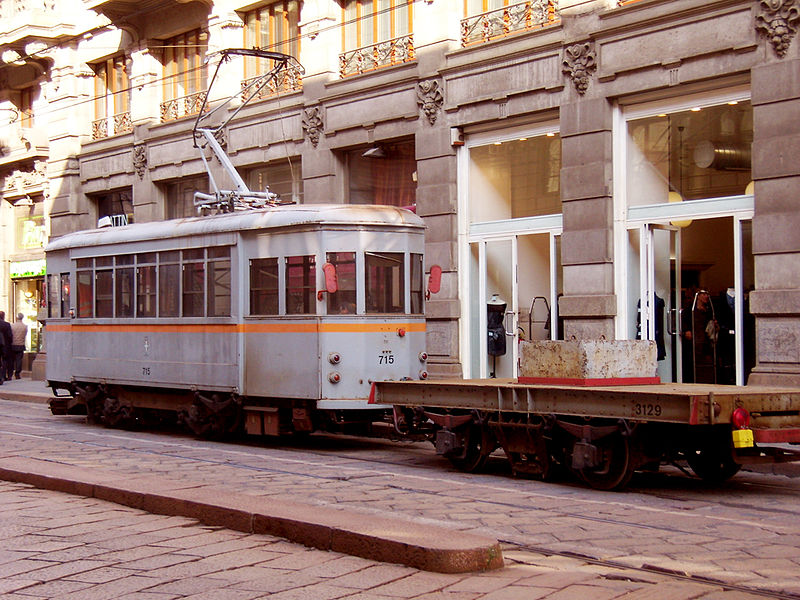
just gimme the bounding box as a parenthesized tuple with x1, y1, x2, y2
(633, 403, 662, 417)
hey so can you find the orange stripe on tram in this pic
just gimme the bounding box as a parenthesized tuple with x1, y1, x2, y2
(47, 322, 426, 334)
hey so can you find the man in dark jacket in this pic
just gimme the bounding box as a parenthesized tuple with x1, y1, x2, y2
(0, 311, 12, 384)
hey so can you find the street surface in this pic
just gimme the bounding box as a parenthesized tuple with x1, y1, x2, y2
(2, 383, 800, 599)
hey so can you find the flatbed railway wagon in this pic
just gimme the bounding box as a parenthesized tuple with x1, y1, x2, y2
(46, 204, 430, 437)
(375, 378, 800, 490)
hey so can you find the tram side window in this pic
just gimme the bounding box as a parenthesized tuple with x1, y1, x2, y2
(208, 247, 231, 317)
(159, 251, 180, 318)
(326, 252, 356, 314)
(95, 269, 113, 318)
(286, 255, 316, 315)
(250, 258, 279, 315)
(182, 249, 205, 317)
(115, 255, 134, 318)
(365, 252, 404, 314)
(60, 273, 70, 318)
(137, 253, 157, 317)
(410, 253, 423, 314)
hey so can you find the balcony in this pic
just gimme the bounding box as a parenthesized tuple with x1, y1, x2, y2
(461, 0, 559, 47)
(339, 34, 415, 78)
(160, 91, 207, 123)
(91, 111, 132, 140)
(241, 62, 303, 102)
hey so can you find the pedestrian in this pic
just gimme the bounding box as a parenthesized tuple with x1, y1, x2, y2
(10, 313, 28, 380)
(0, 311, 12, 384)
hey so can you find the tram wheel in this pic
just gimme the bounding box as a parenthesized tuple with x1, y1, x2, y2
(576, 434, 634, 491)
(447, 424, 494, 473)
(687, 449, 741, 483)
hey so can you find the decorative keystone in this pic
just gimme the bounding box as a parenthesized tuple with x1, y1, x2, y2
(755, 0, 800, 58)
(562, 42, 597, 95)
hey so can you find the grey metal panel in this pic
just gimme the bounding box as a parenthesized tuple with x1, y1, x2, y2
(70, 328, 239, 391)
(243, 324, 320, 399)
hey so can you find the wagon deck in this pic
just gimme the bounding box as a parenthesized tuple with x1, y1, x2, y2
(375, 378, 800, 488)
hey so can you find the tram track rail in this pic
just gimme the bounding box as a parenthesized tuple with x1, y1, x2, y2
(504, 541, 800, 600)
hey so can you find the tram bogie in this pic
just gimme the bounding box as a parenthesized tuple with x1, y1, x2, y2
(45, 204, 429, 437)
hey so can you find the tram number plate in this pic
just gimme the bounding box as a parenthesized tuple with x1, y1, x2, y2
(378, 351, 395, 365)
(633, 403, 662, 417)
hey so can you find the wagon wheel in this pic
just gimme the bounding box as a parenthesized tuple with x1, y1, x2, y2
(447, 423, 495, 473)
(576, 433, 634, 491)
(687, 448, 741, 483)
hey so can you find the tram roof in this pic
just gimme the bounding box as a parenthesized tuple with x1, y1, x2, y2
(46, 204, 424, 252)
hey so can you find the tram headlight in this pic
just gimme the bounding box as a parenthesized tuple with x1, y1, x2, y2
(329, 372, 341, 384)
(419, 370, 428, 380)
(418, 351, 428, 362)
(328, 352, 341, 365)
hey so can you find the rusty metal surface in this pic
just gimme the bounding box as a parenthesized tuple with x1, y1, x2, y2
(376, 379, 800, 426)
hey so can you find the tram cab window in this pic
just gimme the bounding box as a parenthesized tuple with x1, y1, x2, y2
(159, 251, 180, 318)
(326, 252, 356, 314)
(47, 274, 60, 318)
(60, 273, 70, 318)
(410, 253, 424, 314)
(286, 255, 316, 315)
(366, 252, 404, 314)
(95, 269, 113, 318)
(250, 258, 279, 315)
(207, 247, 231, 317)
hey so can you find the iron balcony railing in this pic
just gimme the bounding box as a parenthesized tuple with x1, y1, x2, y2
(339, 34, 414, 78)
(240, 62, 303, 102)
(461, 0, 559, 47)
(160, 90, 208, 123)
(91, 111, 132, 140)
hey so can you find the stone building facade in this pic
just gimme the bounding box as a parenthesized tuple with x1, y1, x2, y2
(1, 0, 799, 385)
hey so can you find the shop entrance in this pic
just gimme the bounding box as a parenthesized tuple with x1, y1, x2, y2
(467, 231, 561, 379)
(627, 216, 754, 385)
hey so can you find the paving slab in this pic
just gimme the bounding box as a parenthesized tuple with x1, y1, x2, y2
(0, 454, 503, 574)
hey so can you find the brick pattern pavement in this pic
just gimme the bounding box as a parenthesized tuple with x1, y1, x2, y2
(0, 481, 770, 600)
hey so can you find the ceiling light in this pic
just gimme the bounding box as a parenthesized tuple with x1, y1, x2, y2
(362, 146, 386, 158)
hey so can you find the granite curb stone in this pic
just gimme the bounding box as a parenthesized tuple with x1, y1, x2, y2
(0, 455, 504, 574)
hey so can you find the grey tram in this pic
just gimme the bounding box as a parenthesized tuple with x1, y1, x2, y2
(46, 204, 429, 436)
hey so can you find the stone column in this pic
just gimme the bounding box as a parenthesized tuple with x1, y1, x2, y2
(558, 97, 616, 340)
(416, 124, 461, 378)
(748, 57, 800, 387)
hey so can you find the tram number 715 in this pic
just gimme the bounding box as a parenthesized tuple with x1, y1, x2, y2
(378, 351, 395, 365)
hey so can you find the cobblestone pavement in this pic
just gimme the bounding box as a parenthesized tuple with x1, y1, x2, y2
(0, 481, 772, 600)
(2, 388, 800, 599)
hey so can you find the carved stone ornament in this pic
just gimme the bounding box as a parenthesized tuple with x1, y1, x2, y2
(133, 144, 147, 179)
(755, 0, 800, 58)
(416, 80, 444, 125)
(302, 106, 324, 147)
(562, 42, 597, 95)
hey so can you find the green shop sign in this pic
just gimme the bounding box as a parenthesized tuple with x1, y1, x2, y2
(11, 259, 46, 279)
